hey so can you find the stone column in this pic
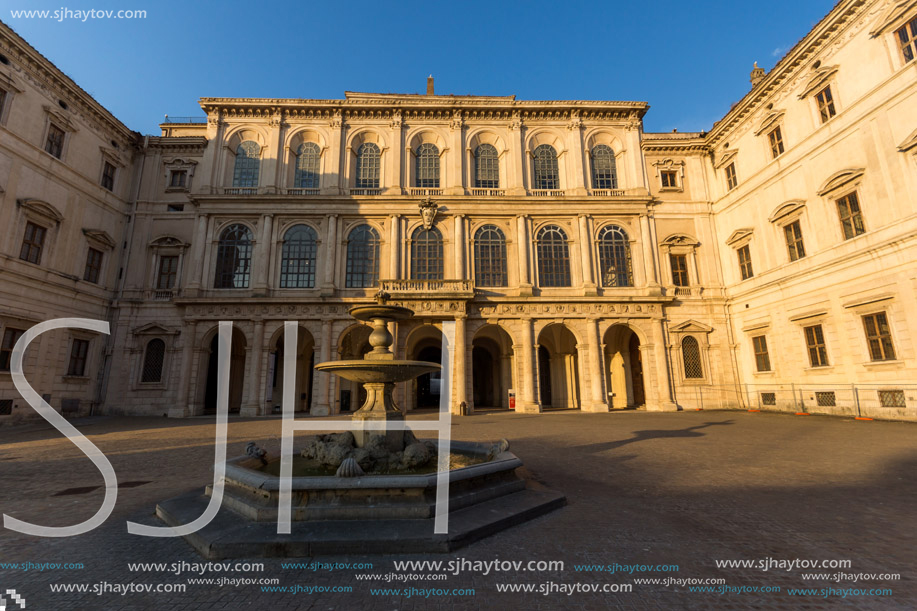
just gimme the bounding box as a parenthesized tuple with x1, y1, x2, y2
(578, 215, 596, 295)
(587, 318, 607, 411)
(453, 315, 468, 414)
(390, 114, 403, 195)
(241, 320, 265, 417)
(688, 249, 700, 288)
(169, 320, 198, 418)
(651, 318, 678, 411)
(516, 215, 532, 295)
(510, 118, 526, 195)
(314, 319, 333, 415)
(199, 215, 216, 290)
(501, 353, 513, 408)
(519, 318, 540, 412)
(640, 214, 659, 286)
(265, 113, 284, 192)
(325, 111, 343, 194)
(450, 118, 464, 194)
(188, 214, 209, 291)
(389, 214, 401, 279)
(322, 214, 338, 295)
(454, 214, 466, 279)
(254, 214, 273, 292)
(566, 122, 587, 195)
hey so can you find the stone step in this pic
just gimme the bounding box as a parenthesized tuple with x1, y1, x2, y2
(156, 485, 565, 558)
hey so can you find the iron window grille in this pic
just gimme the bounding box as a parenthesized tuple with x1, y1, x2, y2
(597, 225, 633, 287)
(355, 143, 381, 189)
(280, 225, 318, 288)
(410, 227, 444, 280)
(536, 225, 571, 287)
(213, 224, 253, 289)
(345, 224, 380, 288)
(815, 391, 836, 407)
(294, 143, 321, 189)
(761, 392, 777, 406)
(415, 143, 440, 188)
(878, 389, 906, 408)
(532, 145, 559, 190)
(473, 224, 508, 287)
(682, 336, 704, 378)
(141, 339, 165, 383)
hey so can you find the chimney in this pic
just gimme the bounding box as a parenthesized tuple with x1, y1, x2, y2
(750, 61, 766, 88)
(426, 75, 434, 96)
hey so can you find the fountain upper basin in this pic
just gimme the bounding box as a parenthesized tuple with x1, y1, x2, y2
(349, 304, 415, 322)
(314, 360, 440, 383)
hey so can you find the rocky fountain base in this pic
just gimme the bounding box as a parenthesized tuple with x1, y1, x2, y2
(155, 299, 564, 558)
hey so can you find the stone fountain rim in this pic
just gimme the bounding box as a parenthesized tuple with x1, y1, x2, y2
(349, 304, 415, 321)
(313, 359, 442, 371)
(223, 443, 521, 491)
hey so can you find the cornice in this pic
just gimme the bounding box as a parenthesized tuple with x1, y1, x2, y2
(145, 136, 208, 152)
(705, 0, 870, 147)
(0, 22, 140, 148)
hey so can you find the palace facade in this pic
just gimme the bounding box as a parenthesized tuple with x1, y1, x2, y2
(1, 0, 915, 422)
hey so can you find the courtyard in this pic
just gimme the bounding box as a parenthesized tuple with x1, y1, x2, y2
(0, 409, 914, 609)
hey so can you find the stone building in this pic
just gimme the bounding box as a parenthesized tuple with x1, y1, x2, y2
(0, 0, 915, 422)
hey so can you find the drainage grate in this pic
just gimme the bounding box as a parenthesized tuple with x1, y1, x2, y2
(120, 481, 152, 488)
(878, 390, 906, 408)
(52, 486, 101, 496)
(760, 392, 776, 406)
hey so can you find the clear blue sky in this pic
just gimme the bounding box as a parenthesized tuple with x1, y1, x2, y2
(5, 0, 838, 135)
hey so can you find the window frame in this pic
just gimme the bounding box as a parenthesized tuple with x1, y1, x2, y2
(279, 224, 319, 289)
(0, 327, 26, 372)
(835, 190, 866, 240)
(752, 335, 771, 372)
(724, 162, 738, 191)
(409, 226, 444, 281)
(768, 126, 785, 159)
(67, 337, 90, 378)
(140, 338, 167, 384)
(472, 224, 508, 288)
(355, 142, 381, 189)
(669, 253, 689, 287)
(344, 224, 381, 288)
(681, 335, 704, 379)
(213, 224, 254, 289)
(597, 225, 633, 288)
(156, 254, 179, 290)
(803, 324, 829, 368)
(232, 141, 261, 189)
(814, 85, 837, 124)
(590, 144, 618, 190)
(531, 144, 560, 190)
(415, 142, 441, 189)
(737, 244, 754, 280)
(535, 225, 572, 288)
(894, 16, 917, 64)
(44, 122, 66, 159)
(19, 221, 47, 265)
(83, 247, 104, 284)
(862, 312, 897, 362)
(101, 160, 116, 191)
(294, 142, 321, 189)
(784, 220, 806, 262)
(473, 144, 500, 189)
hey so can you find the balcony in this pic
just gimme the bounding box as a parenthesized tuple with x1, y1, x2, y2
(380, 279, 474, 298)
(530, 189, 565, 197)
(470, 188, 506, 196)
(222, 187, 258, 195)
(286, 188, 320, 196)
(672, 286, 703, 298)
(349, 188, 382, 196)
(590, 189, 625, 197)
(408, 188, 444, 196)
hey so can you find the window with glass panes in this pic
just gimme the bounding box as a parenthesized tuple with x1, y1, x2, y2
(0, 328, 25, 371)
(836, 191, 865, 239)
(101, 161, 116, 191)
(355, 143, 380, 188)
(294, 143, 321, 188)
(279, 225, 318, 288)
(415, 143, 440, 188)
(536, 225, 571, 287)
(157, 255, 178, 289)
(737, 245, 753, 280)
(83, 248, 103, 284)
(473, 225, 507, 287)
(68, 338, 89, 376)
(19, 222, 46, 264)
(682, 336, 703, 378)
(597, 225, 632, 287)
(345, 224, 380, 288)
(725, 162, 737, 190)
(815, 86, 836, 123)
(862, 312, 896, 361)
(752, 335, 771, 372)
(784, 221, 805, 261)
(410, 227, 444, 280)
(670, 254, 689, 286)
(591, 145, 618, 189)
(45, 124, 65, 158)
(232, 141, 260, 188)
(213, 224, 253, 288)
(474, 144, 499, 189)
(170, 170, 187, 188)
(895, 16, 917, 63)
(660, 170, 678, 188)
(768, 126, 785, 158)
(804, 324, 828, 367)
(532, 145, 559, 189)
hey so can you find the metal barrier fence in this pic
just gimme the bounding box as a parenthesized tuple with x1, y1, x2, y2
(678, 383, 917, 421)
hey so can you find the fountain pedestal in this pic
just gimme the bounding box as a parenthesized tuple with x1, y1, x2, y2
(352, 381, 404, 450)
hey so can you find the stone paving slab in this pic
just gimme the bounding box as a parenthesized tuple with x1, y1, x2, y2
(0, 410, 914, 609)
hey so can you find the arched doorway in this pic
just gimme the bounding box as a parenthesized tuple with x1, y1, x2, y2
(405, 324, 444, 411)
(603, 324, 645, 409)
(536, 324, 580, 410)
(203, 326, 246, 414)
(338, 324, 372, 412)
(471, 325, 514, 410)
(268, 326, 315, 413)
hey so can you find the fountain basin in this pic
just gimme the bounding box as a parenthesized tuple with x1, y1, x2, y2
(349, 304, 415, 322)
(314, 360, 440, 383)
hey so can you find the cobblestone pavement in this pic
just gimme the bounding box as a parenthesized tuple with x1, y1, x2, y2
(0, 409, 914, 610)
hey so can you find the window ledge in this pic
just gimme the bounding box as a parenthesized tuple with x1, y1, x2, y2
(862, 359, 904, 369)
(658, 186, 683, 193)
(802, 365, 833, 373)
(62, 375, 90, 383)
(752, 370, 775, 376)
(165, 186, 190, 193)
(681, 378, 708, 385)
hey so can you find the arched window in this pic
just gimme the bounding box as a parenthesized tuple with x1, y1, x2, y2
(591, 145, 618, 189)
(411, 227, 444, 280)
(280, 225, 318, 288)
(232, 141, 260, 188)
(345, 224, 380, 288)
(474, 224, 507, 287)
(415, 143, 440, 188)
(141, 338, 165, 383)
(536, 225, 570, 287)
(474, 144, 499, 189)
(214, 224, 253, 288)
(294, 142, 320, 188)
(356, 142, 380, 188)
(682, 336, 703, 378)
(597, 225, 633, 287)
(532, 144, 559, 190)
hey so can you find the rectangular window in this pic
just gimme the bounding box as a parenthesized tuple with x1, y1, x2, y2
(761, 392, 776, 406)
(784, 221, 805, 261)
(768, 126, 785, 158)
(157, 255, 179, 290)
(45, 124, 65, 158)
(804, 324, 829, 367)
(19, 222, 46, 264)
(896, 17, 917, 63)
(0, 88, 7, 118)
(752, 335, 771, 372)
(670, 254, 689, 286)
(862, 312, 896, 361)
(1, 328, 25, 372)
(169, 170, 187, 188)
(725, 162, 737, 191)
(0, 400, 11, 415)
(815, 391, 836, 407)
(815, 86, 836, 123)
(167, 204, 185, 212)
(660, 170, 678, 188)
(101, 161, 116, 191)
(878, 389, 906, 408)
(737, 245, 753, 280)
(83, 248, 103, 284)
(67, 338, 89, 377)
(836, 191, 865, 239)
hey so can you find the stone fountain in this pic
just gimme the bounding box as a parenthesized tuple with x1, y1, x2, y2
(155, 298, 565, 558)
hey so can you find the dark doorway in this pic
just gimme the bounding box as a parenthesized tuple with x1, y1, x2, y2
(629, 333, 645, 406)
(203, 332, 244, 414)
(416, 345, 442, 408)
(538, 345, 552, 407)
(472, 345, 496, 407)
